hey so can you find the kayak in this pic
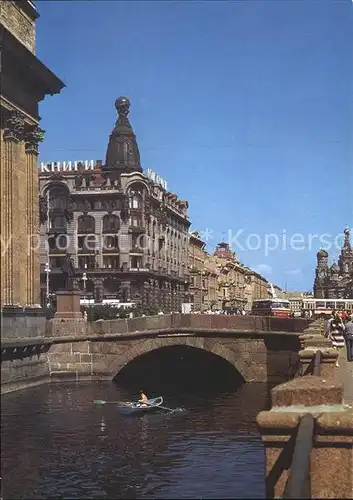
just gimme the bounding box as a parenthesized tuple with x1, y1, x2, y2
(118, 396, 164, 415)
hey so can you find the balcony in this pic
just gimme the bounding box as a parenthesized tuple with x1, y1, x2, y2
(48, 248, 66, 255)
(48, 226, 67, 235)
(77, 246, 96, 254)
(103, 247, 120, 254)
(129, 225, 145, 234)
(130, 247, 144, 255)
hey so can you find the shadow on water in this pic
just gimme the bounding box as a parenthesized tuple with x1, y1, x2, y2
(1, 346, 274, 499)
(113, 345, 246, 400)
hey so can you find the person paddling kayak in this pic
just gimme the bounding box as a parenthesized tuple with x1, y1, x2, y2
(138, 390, 148, 407)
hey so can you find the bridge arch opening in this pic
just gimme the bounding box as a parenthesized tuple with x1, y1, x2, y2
(113, 345, 245, 396)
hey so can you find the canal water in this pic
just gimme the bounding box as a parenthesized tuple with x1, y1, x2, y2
(1, 348, 273, 499)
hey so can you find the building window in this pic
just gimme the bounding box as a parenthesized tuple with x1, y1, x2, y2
(49, 187, 68, 209)
(129, 194, 142, 209)
(78, 256, 95, 269)
(77, 235, 96, 251)
(103, 256, 119, 269)
(49, 257, 64, 269)
(103, 214, 120, 233)
(104, 235, 119, 250)
(130, 256, 142, 269)
(49, 234, 68, 251)
(78, 236, 84, 250)
(130, 215, 143, 227)
(77, 215, 95, 233)
(50, 215, 67, 231)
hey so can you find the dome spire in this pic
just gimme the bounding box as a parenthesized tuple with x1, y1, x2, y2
(343, 225, 351, 249)
(104, 96, 142, 172)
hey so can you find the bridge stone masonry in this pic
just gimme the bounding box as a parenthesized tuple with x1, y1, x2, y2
(46, 314, 308, 384)
(0, 314, 312, 392)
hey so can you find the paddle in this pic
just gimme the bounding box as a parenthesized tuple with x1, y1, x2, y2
(155, 405, 175, 413)
(145, 402, 175, 413)
(94, 400, 132, 406)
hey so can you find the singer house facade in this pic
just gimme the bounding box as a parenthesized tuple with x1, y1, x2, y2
(313, 226, 353, 299)
(38, 97, 190, 312)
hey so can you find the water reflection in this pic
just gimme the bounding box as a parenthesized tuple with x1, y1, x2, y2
(1, 382, 270, 499)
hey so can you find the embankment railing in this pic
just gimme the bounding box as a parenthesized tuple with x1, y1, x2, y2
(283, 413, 314, 499)
(312, 350, 321, 376)
(282, 349, 321, 498)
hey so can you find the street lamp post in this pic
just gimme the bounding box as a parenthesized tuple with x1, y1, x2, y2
(82, 272, 87, 304)
(44, 262, 51, 307)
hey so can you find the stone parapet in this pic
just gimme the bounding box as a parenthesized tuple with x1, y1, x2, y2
(46, 313, 311, 339)
(299, 348, 338, 379)
(271, 376, 343, 407)
(1, 306, 46, 340)
(313, 412, 353, 498)
(300, 333, 332, 349)
(257, 376, 353, 499)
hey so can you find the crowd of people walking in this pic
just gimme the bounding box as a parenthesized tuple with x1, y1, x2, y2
(325, 312, 353, 365)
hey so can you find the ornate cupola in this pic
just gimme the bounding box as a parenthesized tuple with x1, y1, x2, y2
(104, 96, 142, 173)
(317, 248, 328, 259)
(214, 242, 238, 262)
(343, 225, 351, 251)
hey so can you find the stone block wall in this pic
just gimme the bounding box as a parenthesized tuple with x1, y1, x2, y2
(47, 331, 300, 384)
(1, 350, 50, 394)
(1, 309, 46, 341)
(1, 313, 304, 392)
(47, 313, 311, 339)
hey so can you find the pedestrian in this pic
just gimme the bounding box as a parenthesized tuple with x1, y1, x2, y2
(328, 313, 345, 367)
(343, 315, 353, 362)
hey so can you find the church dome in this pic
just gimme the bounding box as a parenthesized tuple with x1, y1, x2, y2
(214, 242, 237, 261)
(317, 248, 328, 258)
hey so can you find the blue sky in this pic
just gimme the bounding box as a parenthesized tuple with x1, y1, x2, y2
(36, 0, 352, 291)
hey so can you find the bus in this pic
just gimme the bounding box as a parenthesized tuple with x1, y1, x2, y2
(251, 298, 291, 318)
(302, 298, 353, 316)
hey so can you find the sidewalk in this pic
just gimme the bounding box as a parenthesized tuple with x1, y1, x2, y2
(334, 350, 353, 405)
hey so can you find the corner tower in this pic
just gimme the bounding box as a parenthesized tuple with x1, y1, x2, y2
(105, 97, 142, 173)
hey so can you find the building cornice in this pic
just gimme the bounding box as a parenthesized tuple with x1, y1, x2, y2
(1, 25, 65, 99)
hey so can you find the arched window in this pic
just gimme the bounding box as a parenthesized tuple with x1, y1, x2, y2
(103, 214, 120, 233)
(129, 192, 142, 209)
(128, 183, 145, 210)
(50, 215, 67, 232)
(49, 186, 68, 210)
(77, 215, 95, 233)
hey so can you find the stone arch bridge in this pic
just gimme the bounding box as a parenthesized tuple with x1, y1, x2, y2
(45, 314, 308, 383)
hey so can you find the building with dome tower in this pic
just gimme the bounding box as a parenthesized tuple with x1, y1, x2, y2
(313, 226, 353, 299)
(38, 97, 190, 312)
(188, 237, 271, 312)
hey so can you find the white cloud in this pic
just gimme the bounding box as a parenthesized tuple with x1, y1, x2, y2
(284, 268, 302, 276)
(254, 264, 273, 276)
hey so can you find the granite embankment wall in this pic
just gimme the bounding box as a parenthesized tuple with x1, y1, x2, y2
(1, 308, 49, 393)
(1, 314, 311, 393)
